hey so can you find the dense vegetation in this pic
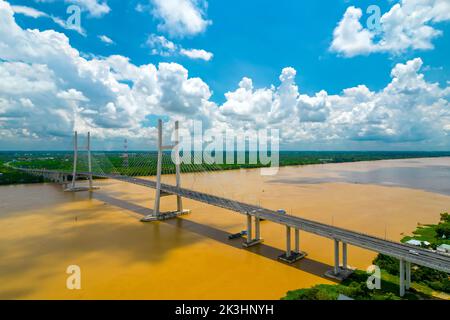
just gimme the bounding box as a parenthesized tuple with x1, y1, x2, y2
(402, 212, 450, 249)
(2, 150, 450, 185)
(0, 151, 78, 185)
(283, 271, 417, 300)
(283, 213, 450, 300)
(374, 213, 450, 293)
(0, 153, 46, 185)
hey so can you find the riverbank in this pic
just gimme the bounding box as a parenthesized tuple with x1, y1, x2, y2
(2, 151, 450, 186)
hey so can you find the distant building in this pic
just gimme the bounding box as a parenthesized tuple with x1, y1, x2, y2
(406, 239, 422, 246)
(437, 244, 450, 254)
(405, 239, 430, 247)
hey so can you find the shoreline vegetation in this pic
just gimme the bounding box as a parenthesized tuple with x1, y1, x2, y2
(283, 213, 450, 300)
(1, 151, 450, 186)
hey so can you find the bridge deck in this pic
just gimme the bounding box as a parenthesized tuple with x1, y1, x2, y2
(15, 168, 450, 273)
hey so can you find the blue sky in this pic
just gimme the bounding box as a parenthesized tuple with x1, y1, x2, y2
(0, 0, 449, 150)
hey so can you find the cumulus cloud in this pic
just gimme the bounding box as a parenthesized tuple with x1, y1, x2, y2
(0, 0, 449, 149)
(219, 58, 449, 147)
(149, 0, 211, 37)
(179, 48, 213, 61)
(0, 0, 211, 143)
(331, 0, 450, 57)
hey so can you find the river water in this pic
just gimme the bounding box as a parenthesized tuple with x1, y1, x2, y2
(0, 157, 449, 299)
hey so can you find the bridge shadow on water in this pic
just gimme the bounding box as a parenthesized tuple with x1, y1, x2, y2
(92, 192, 337, 283)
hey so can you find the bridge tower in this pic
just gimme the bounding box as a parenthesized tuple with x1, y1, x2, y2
(87, 132, 93, 189)
(141, 119, 190, 222)
(70, 131, 78, 190)
(65, 131, 97, 192)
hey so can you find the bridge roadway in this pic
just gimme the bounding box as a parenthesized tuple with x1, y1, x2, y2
(15, 167, 450, 274)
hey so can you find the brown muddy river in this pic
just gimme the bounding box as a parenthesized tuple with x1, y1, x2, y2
(0, 158, 449, 299)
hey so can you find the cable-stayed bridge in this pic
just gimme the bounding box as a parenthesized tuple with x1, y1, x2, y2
(10, 120, 450, 297)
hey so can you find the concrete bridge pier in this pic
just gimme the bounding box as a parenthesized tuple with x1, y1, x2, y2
(400, 259, 405, 297)
(278, 226, 307, 263)
(399, 259, 411, 297)
(343, 242, 348, 269)
(406, 261, 411, 290)
(334, 239, 340, 275)
(62, 174, 69, 187)
(325, 239, 354, 280)
(243, 214, 263, 247)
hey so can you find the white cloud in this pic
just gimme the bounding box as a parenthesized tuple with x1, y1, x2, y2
(35, 0, 111, 18)
(11, 5, 47, 18)
(67, 0, 110, 17)
(135, 3, 145, 13)
(12, 3, 86, 35)
(0, 0, 211, 142)
(331, 0, 450, 57)
(98, 34, 114, 45)
(0, 0, 449, 149)
(298, 90, 330, 123)
(330, 6, 375, 57)
(179, 48, 213, 61)
(218, 58, 449, 146)
(150, 0, 211, 37)
(146, 34, 177, 56)
(146, 34, 213, 61)
(57, 88, 89, 101)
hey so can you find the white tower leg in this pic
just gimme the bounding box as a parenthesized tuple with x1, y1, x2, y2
(87, 131, 93, 189)
(154, 119, 163, 217)
(174, 121, 183, 212)
(71, 131, 78, 189)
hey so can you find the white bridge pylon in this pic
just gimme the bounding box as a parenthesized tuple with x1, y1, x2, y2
(65, 131, 98, 192)
(141, 119, 191, 222)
